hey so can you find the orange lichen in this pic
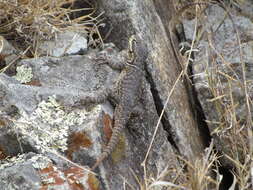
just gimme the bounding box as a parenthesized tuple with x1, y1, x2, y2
(25, 80, 42, 86)
(0, 53, 8, 63)
(67, 132, 92, 159)
(64, 166, 86, 190)
(39, 164, 99, 190)
(39, 164, 65, 190)
(87, 173, 100, 190)
(0, 53, 7, 70)
(102, 113, 113, 143)
(39, 164, 55, 174)
(64, 166, 85, 180)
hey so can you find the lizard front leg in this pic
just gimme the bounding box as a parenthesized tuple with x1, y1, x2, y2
(75, 87, 113, 106)
(94, 45, 128, 70)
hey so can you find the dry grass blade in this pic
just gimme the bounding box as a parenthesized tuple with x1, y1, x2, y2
(148, 181, 187, 190)
(0, 0, 101, 55)
(141, 69, 184, 189)
(0, 46, 30, 73)
(182, 141, 220, 190)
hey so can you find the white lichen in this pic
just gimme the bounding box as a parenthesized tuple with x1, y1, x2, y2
(30, 155, 52, 170)
(13, 65, 33, 83)
(0, 96, 102, 173)
(11, 95, 94, 156)
(15, 95, 70, 153)
(0, 154, 26, 170)
(41, 177, 56, 185)
(0, 154, 51, 170)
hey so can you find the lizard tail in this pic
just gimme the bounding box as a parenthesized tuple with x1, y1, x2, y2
(91, 120, 125, 170)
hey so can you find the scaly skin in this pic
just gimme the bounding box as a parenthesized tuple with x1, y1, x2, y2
(91, 36, 145, 170)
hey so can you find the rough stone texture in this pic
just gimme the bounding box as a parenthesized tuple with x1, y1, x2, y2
(0, 44, 181, 189)
(38, 31, 88, 57)
(183, 4, 253, 166)
(0, 50, 118, 114)
(0, 152, 99, 190)
(0, 153, 47, 190)
(97, 0, 205, 161)
(233, 0, 253, 21)
(0, 164, 41, 190)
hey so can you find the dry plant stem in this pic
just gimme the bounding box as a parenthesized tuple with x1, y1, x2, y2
(141, 69, 184, 189)
(202, 1, 252, 188)
(185, 6, 199, 75)
(0, 0, 101, 53)
(219, 1, 252, 127)
(142, 3, 200, 189)
(179, 141, 219, 189)
(249, 127, 253, 188)
(207, 36, 239, 130)
(47, 149, 97, 176)
(0, 46, 30, 73)
(119, 174, 136, 190)
(129, 168, 144, 190)
(217, 6, 253, 187)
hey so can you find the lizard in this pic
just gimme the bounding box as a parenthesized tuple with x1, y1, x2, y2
(76, 35, 147, 170)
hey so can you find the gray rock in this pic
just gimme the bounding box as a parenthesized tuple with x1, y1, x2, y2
(0, 49, 118, 114)
(0, 153, 48, 190)
(0, 165, 40, 190)
(0, 153, 97, 190)
(232, 0, 253, 21)
(38, 31, 87, 57)
(97, 0, 205, 163)
(0, 43, 181, 189)
(183, 4, 253, 166)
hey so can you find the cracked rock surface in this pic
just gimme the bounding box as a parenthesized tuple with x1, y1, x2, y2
(0, 42, 181, 189)
(97, 0, 206, 161)
(183, 4, 253, 167)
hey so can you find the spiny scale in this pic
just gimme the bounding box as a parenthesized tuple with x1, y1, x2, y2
(91, 35, 143, 170)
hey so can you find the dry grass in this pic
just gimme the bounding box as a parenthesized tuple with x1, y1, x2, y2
(0, 0, 101, 56)
(183, 142, 220, 190)
(202, 2, 252, 189)
(129, 142, 220, 190)
(139, 0, 253, 189)
(0, 0, 252, 189)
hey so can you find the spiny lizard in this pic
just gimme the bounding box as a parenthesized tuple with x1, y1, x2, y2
(77, 35, 147, 170)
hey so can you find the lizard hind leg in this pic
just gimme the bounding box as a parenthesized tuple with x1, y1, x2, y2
(91, 106, 127, 170)
(77, 87, 113, 106)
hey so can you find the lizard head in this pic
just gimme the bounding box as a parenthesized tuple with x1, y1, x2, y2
(127, 35, 137, 63)
(127, 35, 148, 67)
